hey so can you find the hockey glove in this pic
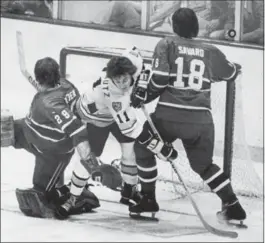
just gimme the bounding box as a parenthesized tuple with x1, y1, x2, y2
(80, 152, 101, 175)
(137, 128, 178, 161)
(157, 141, 178, 161)
(1, 109, 15, 147)
(91, 164, 123, 191)
(131, 69, 151, 108)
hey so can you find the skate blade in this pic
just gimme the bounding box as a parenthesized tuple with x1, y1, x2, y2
(217, 213, 247, 229)
(120, 198, 136, 207)
(129, 212, 159, 221)
(221, 219, 248, 229)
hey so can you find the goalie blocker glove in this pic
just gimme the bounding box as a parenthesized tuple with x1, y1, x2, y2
(1, 109, 15, 147)
(130, 69, 151, 108)
(137, 126, 178, 161)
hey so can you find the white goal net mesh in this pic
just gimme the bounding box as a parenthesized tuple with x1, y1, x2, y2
(62, 46, 263, 199)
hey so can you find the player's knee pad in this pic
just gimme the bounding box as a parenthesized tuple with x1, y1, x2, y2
(120, 142, 138, 185)
(15, 187, 55, 218)
(120, 142, 136, 165)
(1, 109, 15, 147)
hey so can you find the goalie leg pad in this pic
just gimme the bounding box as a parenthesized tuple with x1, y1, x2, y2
(1, 109, 15, 147)
(15, 188, 55, 218)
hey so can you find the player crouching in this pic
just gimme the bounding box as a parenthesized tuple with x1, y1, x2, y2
(100, 50, 178, 220)
(1, 57, 101, 219)
(75, 47, 146, 207)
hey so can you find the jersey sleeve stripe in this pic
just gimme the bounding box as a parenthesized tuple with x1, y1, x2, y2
(222, 62, 237, 81)
(152, 70, 175, 76)
(28, 115, 64, 133)
(69, 124, 86, 137)
(150, 78, 168, 89)
(61, 116, 77, 131)
(25, 119, 65, 142)
(63, 117, 87, 136)
(149, 74, 169, 92)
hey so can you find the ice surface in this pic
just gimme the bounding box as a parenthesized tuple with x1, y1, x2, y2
(1, 18, 264, 242)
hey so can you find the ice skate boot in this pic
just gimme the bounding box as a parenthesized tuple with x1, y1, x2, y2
(217, 199, 247, 228)
(55, 194, 77, 220)
(70, 184, 100, 214)
(120, 183, 141, 206)
(129, 192, 159, 221)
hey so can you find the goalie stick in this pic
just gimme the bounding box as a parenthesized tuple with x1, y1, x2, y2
(45, 161, 67, 193)
(16, 31, 40, 91)
(141, 105, 238, 239)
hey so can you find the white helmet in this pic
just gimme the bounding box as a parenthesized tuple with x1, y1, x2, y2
(122, 46, 144, 82)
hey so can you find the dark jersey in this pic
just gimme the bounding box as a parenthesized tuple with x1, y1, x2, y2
(24, 79, 87, 153)
(149, 36, 239, 124)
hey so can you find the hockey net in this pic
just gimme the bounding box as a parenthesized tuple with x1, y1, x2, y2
(60, 46, 263, 199)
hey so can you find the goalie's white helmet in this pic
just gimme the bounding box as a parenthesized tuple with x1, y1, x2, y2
(122, 46, 144, 82)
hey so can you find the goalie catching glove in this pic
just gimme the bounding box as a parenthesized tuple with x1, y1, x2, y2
(130, 69, 151, 108)
(80, 154, 122, 191)
(137, 122, 178, 161)
(91, 164, 123, 191)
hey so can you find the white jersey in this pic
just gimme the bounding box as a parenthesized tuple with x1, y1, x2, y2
(76, 76, 143, 139)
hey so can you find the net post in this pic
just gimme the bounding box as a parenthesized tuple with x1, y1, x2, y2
(59, 47, 68, 78)
(223, 80, 236, 208)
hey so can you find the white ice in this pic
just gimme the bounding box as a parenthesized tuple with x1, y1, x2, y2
(1, 18, 264, 242)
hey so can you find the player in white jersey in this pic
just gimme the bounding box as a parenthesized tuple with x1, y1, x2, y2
(75, 47, 144, 206)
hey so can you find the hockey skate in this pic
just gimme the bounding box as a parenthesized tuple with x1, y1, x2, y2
(70, 184, 100, 215)
(217, 199, 247, 228)
(120, 183, 141, 206)
(54, 183, 100, 218)
(55, 194, 77, 219)
(129, 193, 159, 221)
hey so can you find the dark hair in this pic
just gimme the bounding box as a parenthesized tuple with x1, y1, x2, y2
(106, 56, 137, 79)
(172, 8, 199, 38)
(34, 57, 60, 87)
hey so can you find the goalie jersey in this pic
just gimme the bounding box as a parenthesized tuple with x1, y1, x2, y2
(76, 74, 143, 139)
(149, 36, 239, 124)
(24, 79, 87, 153)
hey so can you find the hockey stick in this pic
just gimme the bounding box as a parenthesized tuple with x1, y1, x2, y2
(16, 31, 41, 91)
(141, 105, 238, 239)
(46, 161, 67, 193)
